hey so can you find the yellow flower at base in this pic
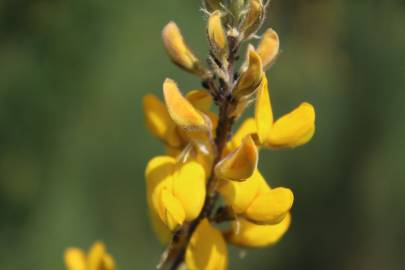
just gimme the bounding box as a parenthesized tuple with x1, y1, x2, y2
(186, 219, 228, 270)
(64, 242, 116, 270)
(145, 156, 206, 231)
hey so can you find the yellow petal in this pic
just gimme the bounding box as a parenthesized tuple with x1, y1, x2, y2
(226, 118, 257, 152)
(163, 79, 208, 131)
(219, 170, 261, 214)
(216, 135, 258, 181)
(143, 94, 182, 147)
(145, 156, 176, 217)
(228, 214, 291, 248)
(255, 76, 273, 145)
(161, 188, 186, 230)
(233, 48, 263, 98)
(148, 208, 171, 244)
(267, 102, 316, 148)
(64, 248, 86, 270)
(186, 219, 228, 270)
(87, 241, 106, 270)
(162, 22, 206, 76)
(208, 10, 227, 53)
(256, 28, 280, 69)
(173, 161, 206, 221)
(245, 187, 294, 224)
(186, 90, 213, 112)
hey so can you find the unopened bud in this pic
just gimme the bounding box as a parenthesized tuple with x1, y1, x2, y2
(233, 47, 263, 98)
(207, 10, 228, 57)
(162, 22, 207, 77)
(241, 0, 265, 40)
(257, 28, 280, 69)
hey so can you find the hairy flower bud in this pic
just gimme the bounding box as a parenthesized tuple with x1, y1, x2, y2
(162, 22, 207, 77)
(241, 0, 265, 39)
(207, 10, 228, 57)
(233, 47, 263, 99)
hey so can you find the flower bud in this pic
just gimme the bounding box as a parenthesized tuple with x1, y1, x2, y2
(162, 22, 207, 77)
(233, 48, 263, 99)
(215, 135, 258, 181)
(241, 0, 265, 39)
(257, 28, 280, 69)
(163, 79, 208, 131)
(207, 10, 228, 57)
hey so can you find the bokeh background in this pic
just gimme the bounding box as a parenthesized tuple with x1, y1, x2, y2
(1, 0, 405, 269)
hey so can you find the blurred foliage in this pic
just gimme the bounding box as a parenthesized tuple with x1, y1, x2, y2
(1, 0, 405, 269)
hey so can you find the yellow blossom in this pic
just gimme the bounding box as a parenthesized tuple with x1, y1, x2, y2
(145, 156, 206, 231)
(186, 219, 228, 270)
(215, 135, 258, 181)
(64, 242, 116, 270)
(219, 170, 293, 225)
(255, 75, 316, 148)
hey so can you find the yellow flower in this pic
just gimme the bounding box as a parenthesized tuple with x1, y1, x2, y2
(215, 135, 258, 182)
(255, 76, 316, 148)
(186, 219, 228, 270)
(227, 214, 291, 248)
(64, 241, 116, 270)
(145, 156, 206, 231)
(219, 170, 293, 225)
(143, 83, 215, 156)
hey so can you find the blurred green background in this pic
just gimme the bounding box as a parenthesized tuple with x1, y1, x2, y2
(1, 0, 405, 269)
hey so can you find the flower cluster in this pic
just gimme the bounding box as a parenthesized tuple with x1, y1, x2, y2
(143, 0, 316, 269)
